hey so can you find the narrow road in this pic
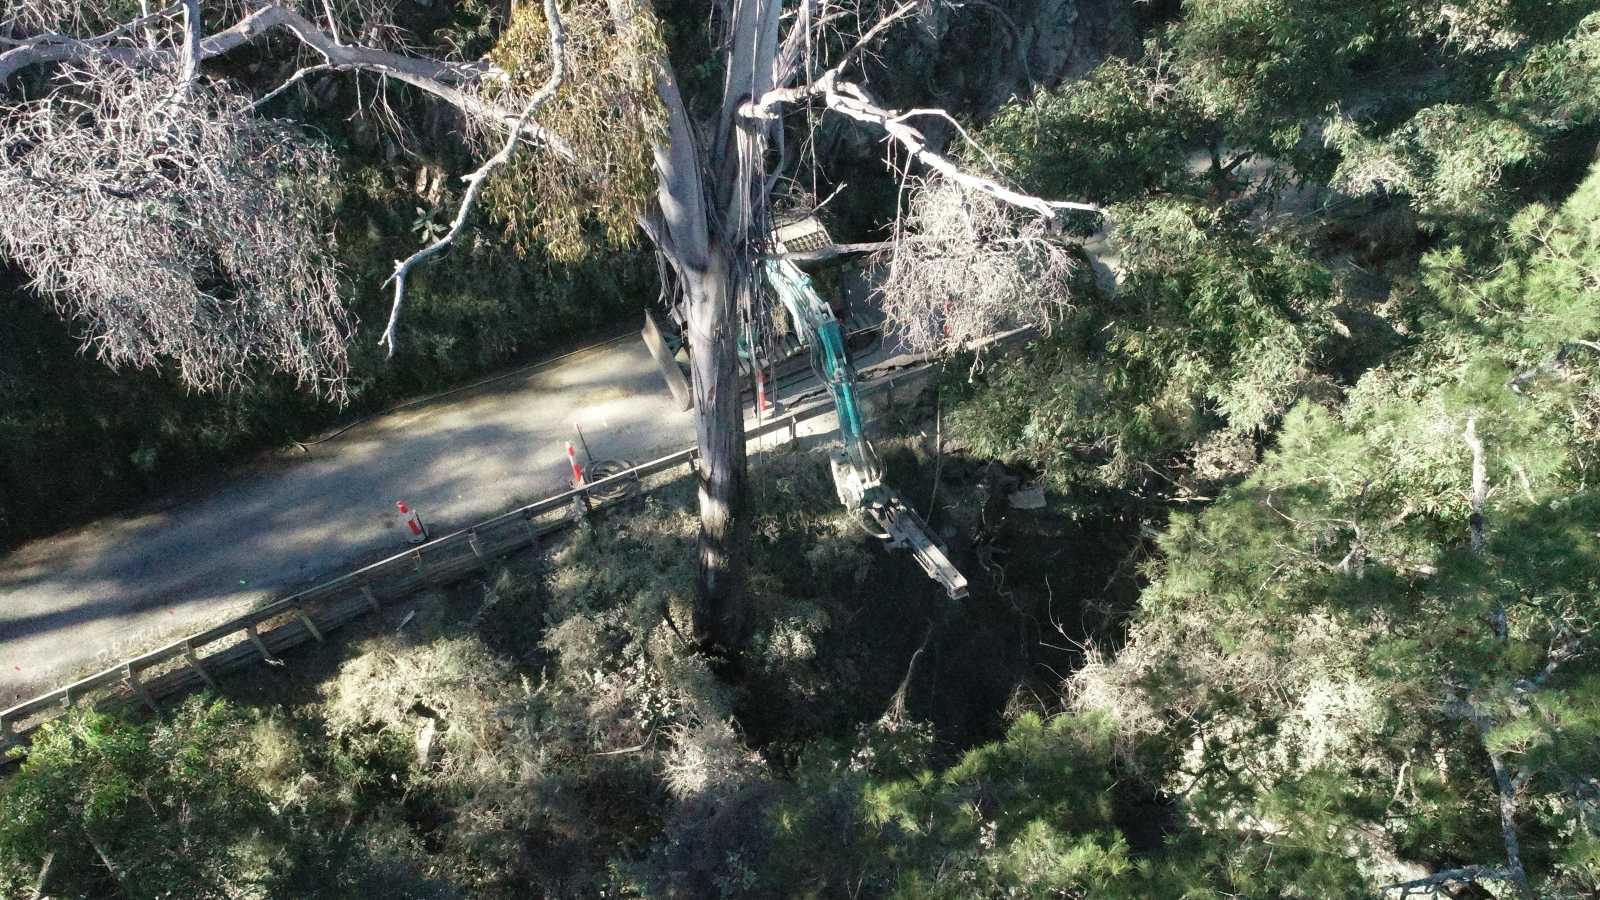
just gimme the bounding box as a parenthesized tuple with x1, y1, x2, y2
(0, 319, 918, 706)
(0, 333, 698, 704)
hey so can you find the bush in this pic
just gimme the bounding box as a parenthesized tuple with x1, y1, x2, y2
(0, 697, 276, 899)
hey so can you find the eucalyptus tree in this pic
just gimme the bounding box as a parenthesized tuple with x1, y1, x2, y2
(0, 0, 1089, 649)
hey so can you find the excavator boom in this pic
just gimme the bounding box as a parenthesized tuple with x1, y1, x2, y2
(762, 256, 969, 601)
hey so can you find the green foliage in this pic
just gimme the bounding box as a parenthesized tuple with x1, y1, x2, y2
(1320, 6, 1600, 235)
(1507, 12, 1600, 125)
(985, 0, 1600, 229)
(1328, 104, 1544, 222)
(949, 202, 1333, 492)
(1173, 0, 1392, 127)
(863, 713, 1141, 899)
(1069, 164, 1600, 895)
(0, 698, 275, 899)
(1421, 160, 1600, 354)
(754, 712, 1150, 899)
(962, 0, 1600, 886)
(984, 55, 1202, 204)
(482, 0, 668, 261)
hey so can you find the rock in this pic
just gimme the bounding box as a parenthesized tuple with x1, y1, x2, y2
(1008, 483, 1047, 510)
(416, 718, 440, 770)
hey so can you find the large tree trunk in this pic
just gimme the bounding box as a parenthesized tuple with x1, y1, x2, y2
(632, 0, 776, 655)
(683, 246, 750, 652)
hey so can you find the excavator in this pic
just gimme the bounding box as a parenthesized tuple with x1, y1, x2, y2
(643, 218, 969, 600)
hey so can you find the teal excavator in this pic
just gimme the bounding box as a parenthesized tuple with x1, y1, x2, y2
(645, 218, 969, 600)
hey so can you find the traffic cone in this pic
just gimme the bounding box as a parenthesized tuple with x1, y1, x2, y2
(396, 500, 427, 544)
(566, 442, 586, 485)
(756, 367, 772, 412)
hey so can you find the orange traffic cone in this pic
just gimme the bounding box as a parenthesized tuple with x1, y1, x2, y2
(396, 500, 427, 544)
(756, 367, 773, 412)
(566, 442, 586, 485)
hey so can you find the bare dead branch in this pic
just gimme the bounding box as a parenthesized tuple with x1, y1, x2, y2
(890, 105, 1005, 174)
(747, 71, 1099, 221)
(5, 2, 184, 49)
(875, 177, 1081, 356)
(825, 79, 1100, 219)
(3, 0, 187, 37)
(320, 0, 343, 45)
(0, 57, 351, 394)
(378, 0, 568, 356)
(747, 0, 1098, 222)
(828, 0, 920, 82)
(176, 0, 199, 88)
(248, 62, 341, 110)
(0, 3, 577, 160)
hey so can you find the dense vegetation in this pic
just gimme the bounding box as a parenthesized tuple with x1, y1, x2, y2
(5, 0, 1600, 896)
(945, 0, 1600, 893)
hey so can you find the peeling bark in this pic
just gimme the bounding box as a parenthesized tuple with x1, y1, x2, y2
(685, 247, 750, 651)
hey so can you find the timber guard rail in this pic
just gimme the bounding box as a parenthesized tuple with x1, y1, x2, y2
(0, 341, 1008, 759)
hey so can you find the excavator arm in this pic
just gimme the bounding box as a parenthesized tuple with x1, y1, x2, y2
(762, 257, 969, 601)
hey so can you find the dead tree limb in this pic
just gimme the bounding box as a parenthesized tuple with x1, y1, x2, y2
(748, 0, 1098, 222)
(379, 0, 567, 355)
(0, 3, 574, 158)
(175, 0, 198, 87)
(1448, 417, 1534, 899)
(823, 80, 1100, 219)
(748, 72, 1098, 220)
(247, 61, 341, 110)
